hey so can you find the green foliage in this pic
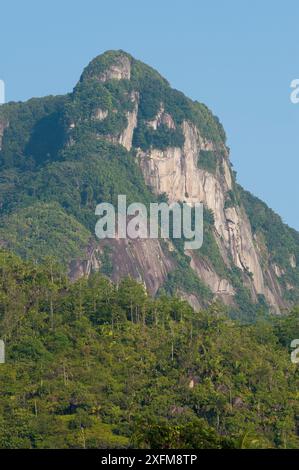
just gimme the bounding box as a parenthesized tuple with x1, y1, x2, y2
(0, 95, 66, 170)
(65, 77, 134, 139)
(0, 50, 299, 450)
(0, 50, 227, 281)
(240, 186, 299, 269)
(194, 208, 271, 322)
(0, 49, 298, 325)
(131, 56, 226, 145)
(224, 190, 238, 209)
(80, 50, 132, 83)
(197, 150, 218, 174)
(163, 267, 213, 304)
(0, 202, 90, 264)
(160, 207, 214, 304)
(0, 138, 154, 265)
(199, 209, 228, 278)
(0, 250, 298, 449)
(132, 418, 234, 449)
(99, 246, 113, 277)
(272, 306, 299, 347)
(133, 122, 184, 151)
(240, 186, 299, 303)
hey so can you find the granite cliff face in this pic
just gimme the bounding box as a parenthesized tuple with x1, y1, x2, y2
(74, 51, 285, 312)
(117, 91, 138, 151)
(1, 50, 298, 315)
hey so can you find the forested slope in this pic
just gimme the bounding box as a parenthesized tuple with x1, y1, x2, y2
(0, 250, 299, 448)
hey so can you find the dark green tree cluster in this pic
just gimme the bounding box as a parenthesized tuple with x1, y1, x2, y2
(240, 186, 299, 304)
(0, 250, 299, 449)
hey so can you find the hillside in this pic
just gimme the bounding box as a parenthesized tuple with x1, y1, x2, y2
(0, 50, 299, 320)
(0, 249, 299, 448)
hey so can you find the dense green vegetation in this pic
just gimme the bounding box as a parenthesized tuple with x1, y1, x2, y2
(0, 138, 153, 264)
(0, 50, 230, 308)
(224, 190, 239, 209)
(182, 207, 269, 322)
(0, 250, 299, 449)
(0, 202, 90, 264)
(78, 50, 226, 150)
(0, 95, 66, 170)
(1, 50, 299, 449)
(197, 150, 218, 174)
(130, 54, 226, 146)
(240, 186, 299, 304)
(133, 122, 184, 151)
(66, 78, 134, 140)
(240, 186, 299, 268)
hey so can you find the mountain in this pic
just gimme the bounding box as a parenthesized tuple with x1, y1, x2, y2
(0, 50, 298, 320)
(1, 51, 299, 450)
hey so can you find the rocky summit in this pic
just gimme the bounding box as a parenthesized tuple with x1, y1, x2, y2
(1, 50, 299, 450)
(0, 50, 298, 320)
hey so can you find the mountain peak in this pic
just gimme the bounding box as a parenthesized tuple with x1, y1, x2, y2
(80, 50, 132, 83)
(1, 52, 298, 318)
(79, 50, 169, 89)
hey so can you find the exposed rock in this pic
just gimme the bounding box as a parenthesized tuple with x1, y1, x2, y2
(286, 282, 295, 291)
(96, 237, 175, 296)
(137, 117, 282, 311)
(102, 92, 139, 151)
(222, 158, 233, 190)
(170, 405, 187, 415)
(232, 397, 244, 408)
(69, 244, 101, 281)
(118, 92, 139, 150)
(98, 54, 131, 82)
(290, 254, 296, 268)
(273, 264, 284, 278)
(188, 376, 200, 389)
(216, 383, 230, 394)
(179, 291, 202, 312)
(93, 108, 108, 121)
(261, 266, 285, 313)
(187, 251, 235, 305)
(0, 50, 296, 317)
(224, 206, 264, 294)
(66, 54, 292, 314)
(147, 104, 176, 130)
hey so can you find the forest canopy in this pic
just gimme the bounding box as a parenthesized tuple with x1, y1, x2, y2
(0, 250, 299, 449)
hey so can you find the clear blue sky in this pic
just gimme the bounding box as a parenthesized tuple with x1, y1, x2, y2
(1, 0, 299, 229)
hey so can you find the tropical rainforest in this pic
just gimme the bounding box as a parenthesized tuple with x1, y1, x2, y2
(0, 250, 299, 449)
(0, 51, 299, 449)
